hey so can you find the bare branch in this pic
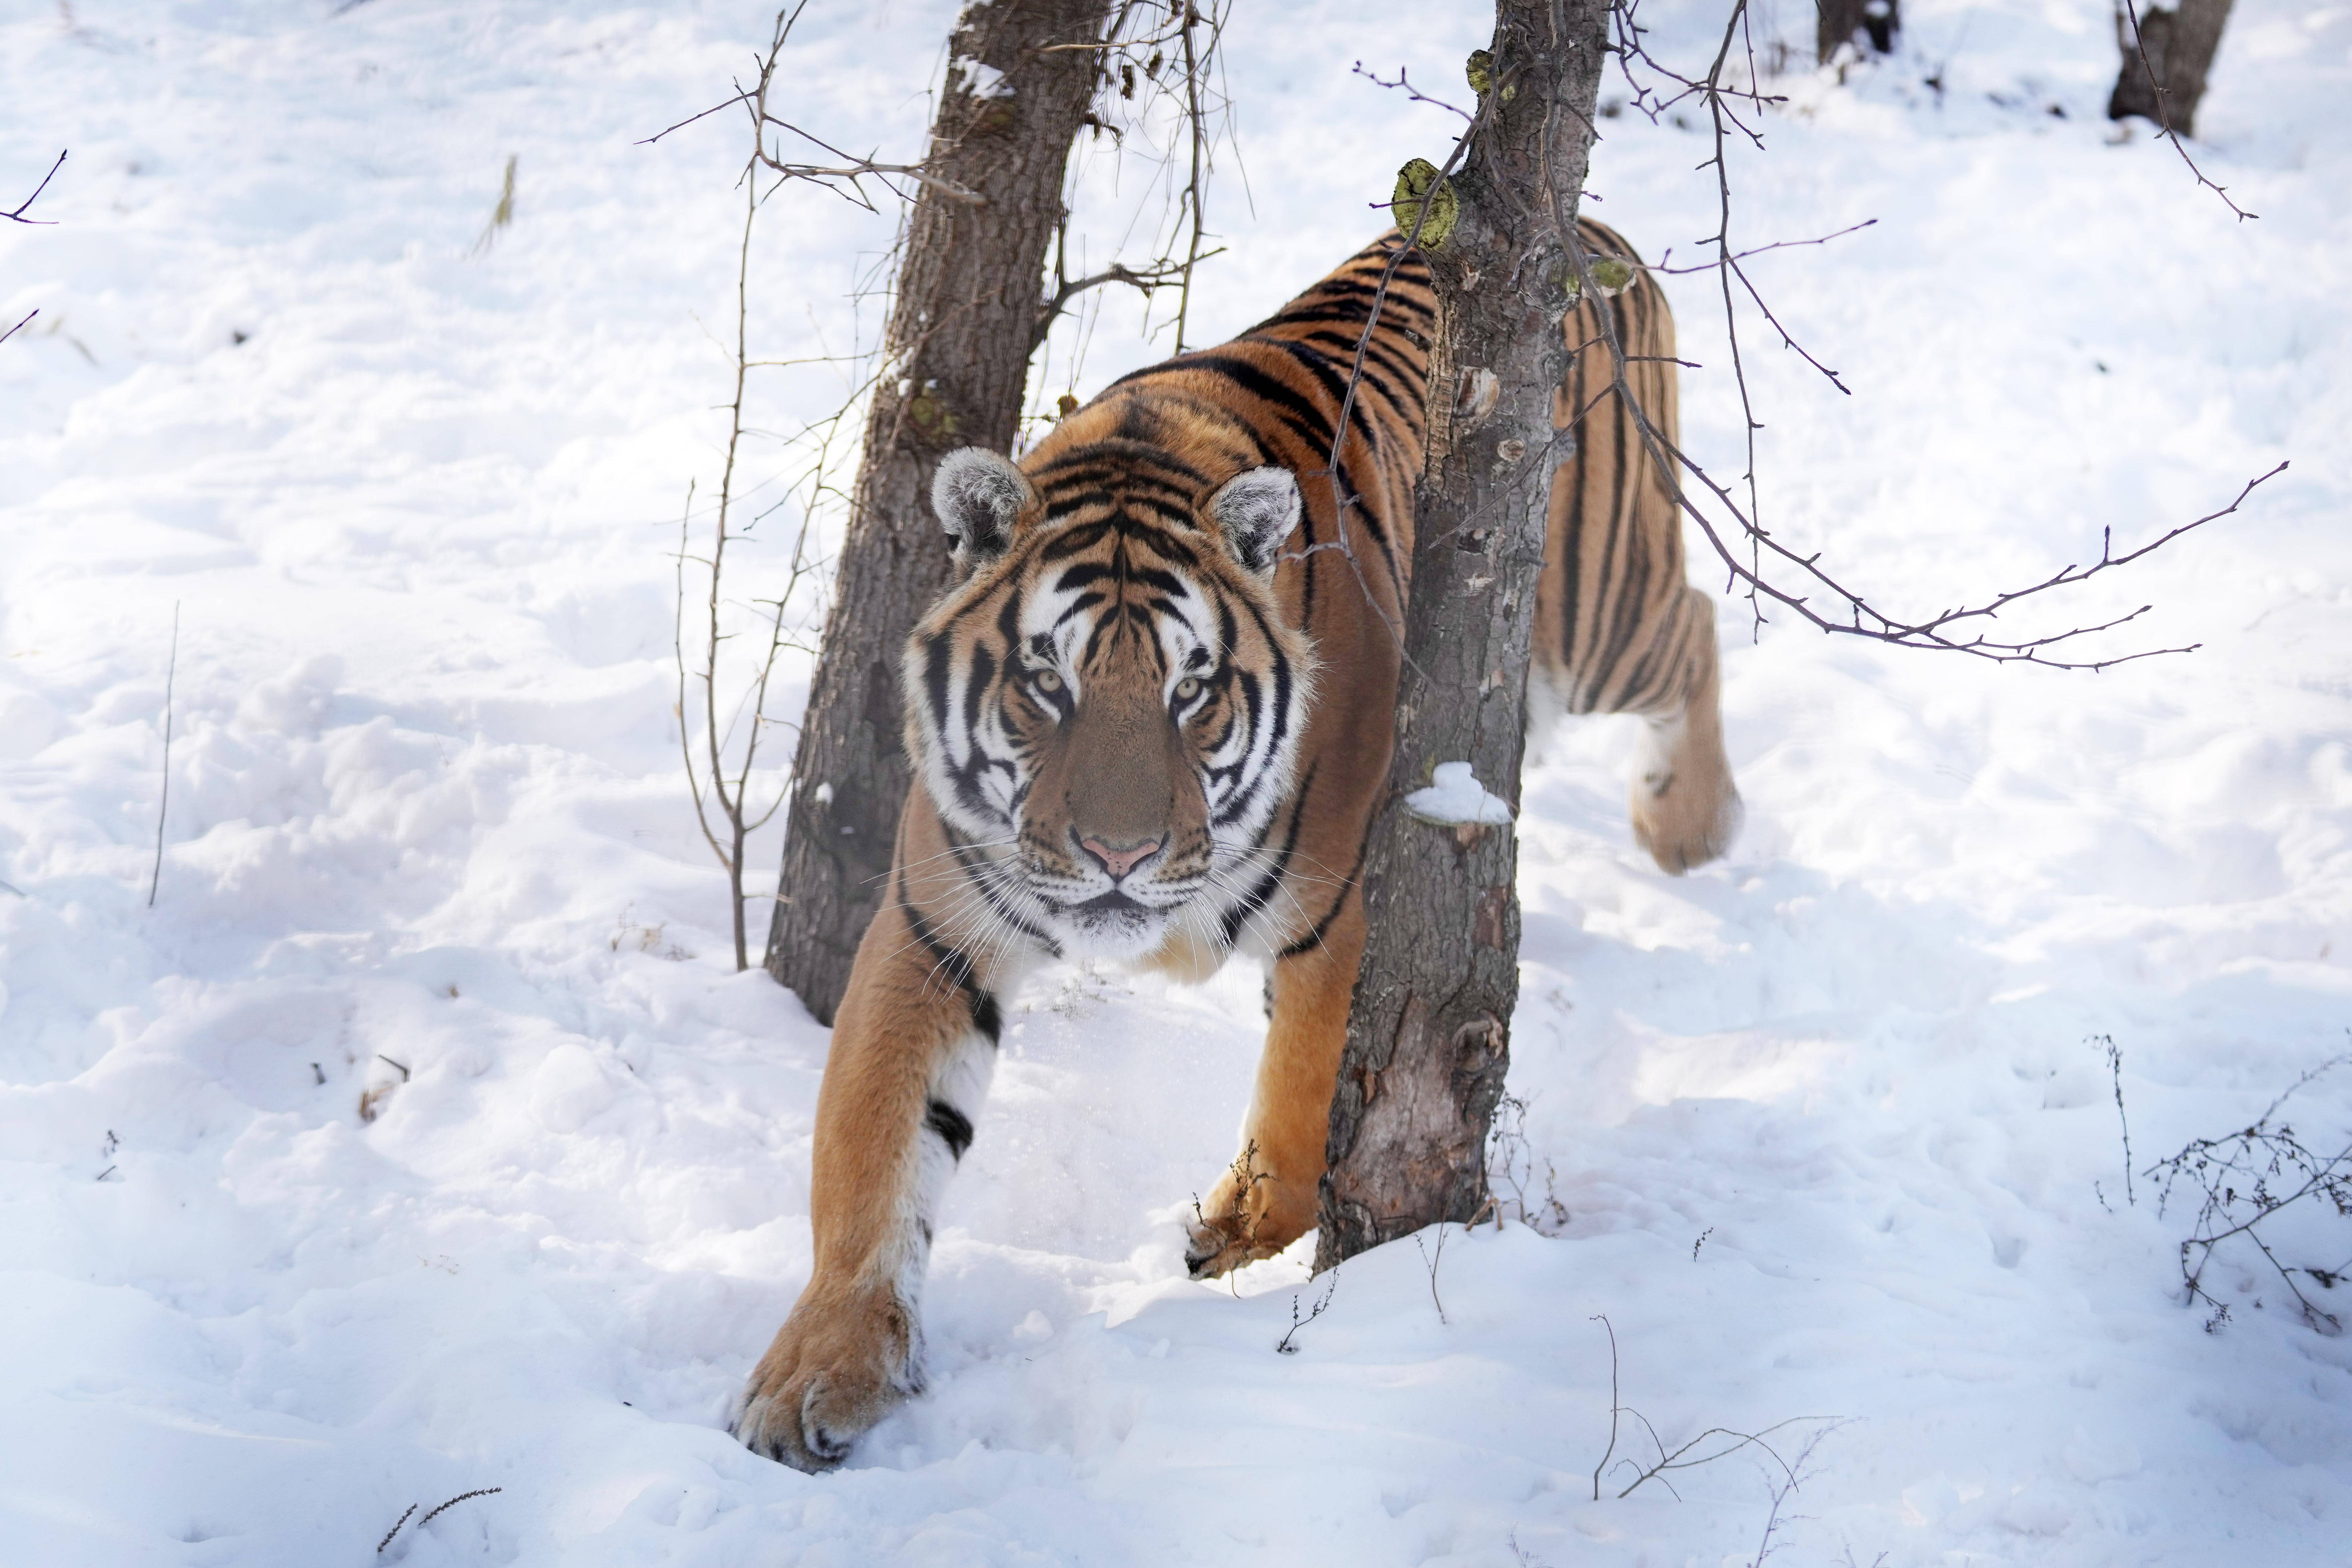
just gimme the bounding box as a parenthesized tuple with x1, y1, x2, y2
(1650, 216, 1877, 274)
(1552, 0, 2284, 670)
(2118, 0, 2256, 222)
(1034, 252, 1220, 349)
(1351, 61, 1474, 124)
(147, 603, 179, 909)
(4, 150, 65, 224)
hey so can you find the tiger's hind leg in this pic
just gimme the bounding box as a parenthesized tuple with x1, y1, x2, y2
(1544, 218, 1742, 874)
(1183, 892, 1364, 1278)
(1626, 586, 1742, 875)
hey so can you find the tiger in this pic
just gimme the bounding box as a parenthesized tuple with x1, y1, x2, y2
(733, 219, 1741, 1471)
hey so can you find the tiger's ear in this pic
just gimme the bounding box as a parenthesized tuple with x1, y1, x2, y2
(932, 447, 1034, 569)
(1206, 467, 1298, 579)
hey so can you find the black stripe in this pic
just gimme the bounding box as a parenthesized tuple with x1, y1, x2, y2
(924, 1099, 975, 1161)
(1220, 759, 1316, 946)
(1277, 831, 1370, 961)
(1110, 354, 1337, 454)
(897, 867, 1003, 1041)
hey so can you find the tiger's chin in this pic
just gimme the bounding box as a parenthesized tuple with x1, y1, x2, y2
(1051, 904, 1177, 963)
(1037, 888, 1228, 969)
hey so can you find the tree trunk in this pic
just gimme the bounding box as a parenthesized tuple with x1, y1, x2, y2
(1315, 0, 1611, 1272)
(2107, 0, 2234, 138)
(1817, 0, 1899, 60)
(764, 0, 1114, 1024)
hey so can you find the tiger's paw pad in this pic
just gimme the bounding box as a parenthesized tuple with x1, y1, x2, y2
(732, 1290, 917, 1472)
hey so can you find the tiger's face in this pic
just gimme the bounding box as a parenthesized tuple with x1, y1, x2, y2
(903, 446, 1313, 963)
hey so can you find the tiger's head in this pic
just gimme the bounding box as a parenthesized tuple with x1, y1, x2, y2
(902, 441, 1314, 964)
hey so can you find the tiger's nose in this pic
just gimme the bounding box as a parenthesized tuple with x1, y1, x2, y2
(1079, 835, 1162, 880)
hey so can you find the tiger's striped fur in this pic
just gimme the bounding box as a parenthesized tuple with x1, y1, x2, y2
(734, 220, 1739, 1471)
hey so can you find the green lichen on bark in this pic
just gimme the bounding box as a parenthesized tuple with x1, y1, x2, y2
(1391, 158, 1459, 250)
(1563, 256, 1638, 304)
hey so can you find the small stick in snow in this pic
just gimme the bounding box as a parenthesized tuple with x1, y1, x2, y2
(1590, 1313, 1622, 1502)
(375, 1503, 417, 1553)
(2100, 1036, 2134, 1205)
(4, 149, 65, 224)
(415, 1487, 502, 1531)
(1748, 1424, 1844, 1568)
(376, 1054, 411, 1082)
(1275, 1270, 1338, 1354)
(1415, 1223, 1450, 1325)
(147, 602, 178, 909)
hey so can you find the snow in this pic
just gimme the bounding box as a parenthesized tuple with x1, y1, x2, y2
(1407, 761, 1517, 827)
(5, 0, 2352, 1564)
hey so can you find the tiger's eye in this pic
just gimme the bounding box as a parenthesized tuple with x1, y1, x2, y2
(1174, 675, 1202, 701)
(1034, 669, 1063, 693)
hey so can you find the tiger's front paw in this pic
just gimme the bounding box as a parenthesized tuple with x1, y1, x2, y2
(732, 1283, 920, 1472)
(1628, 714, 1741, 876)
(1183, 1141, 1312, 1279)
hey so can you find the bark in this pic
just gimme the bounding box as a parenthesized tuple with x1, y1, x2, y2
(2107, 0, 2235, 138)
(1817, 0, 1899, 60)
(1315, 0, 1611, 1272)
(764, 0, 1114, 1024)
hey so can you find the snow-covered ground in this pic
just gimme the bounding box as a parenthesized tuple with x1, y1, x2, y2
(5, 0, 2350, 1562)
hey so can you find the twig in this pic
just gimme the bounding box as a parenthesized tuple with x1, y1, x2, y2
(376, 1054, 411, 1082)
(2101, 1036, 2134, 1205)
(2148, 1047, 2352, 1332)
(1034, 253, 1218, 350)
(0, 309, 34, 347)
(1749, 1424, 1841, 1567)
(415, 1487, 502, 1531)
(1615, 1414, 1825, 1501)
(1591, 1312, 1834, 1503)
(5, 150, 65, 224)
(147, 603, 178, 908)
(2117, 0, 2255, 222)
(1351, 61, 1474, 124)
(1650, 217, 1877, 274)
(1169, 0, 1212, 353)
(1414, 1223, 1450, 1325)
(1275, 1270, 1338, 1354)
(1291, 57, 1506, 669)
(1570, 0, 2267, 668)
(1590, 1314, 1620, 1501)
(674, 11, 831, 972)
(375, 1504, 417, 1553)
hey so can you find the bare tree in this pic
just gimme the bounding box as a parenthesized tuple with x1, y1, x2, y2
(1315, 0, 1613, 1268)
(756, 0, 1120, 1023)
(756, 0, 1257, 1023)
(2109, 0, 2237, 142)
